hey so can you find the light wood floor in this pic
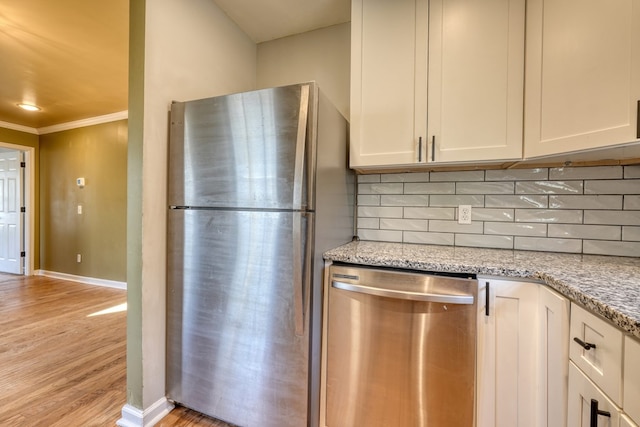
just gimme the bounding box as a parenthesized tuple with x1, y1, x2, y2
(0, 273, 234, 426)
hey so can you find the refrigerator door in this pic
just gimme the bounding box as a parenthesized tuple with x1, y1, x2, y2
(166, 208, 313, 427)
(169, 84, 312, 210)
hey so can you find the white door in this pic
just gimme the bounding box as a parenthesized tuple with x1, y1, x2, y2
(0, 150, 23, 274)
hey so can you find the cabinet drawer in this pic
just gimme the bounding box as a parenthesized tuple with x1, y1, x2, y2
(568, 362, 621, 427)
(624, 336, 640, 424)
(569, 303, 623, 405)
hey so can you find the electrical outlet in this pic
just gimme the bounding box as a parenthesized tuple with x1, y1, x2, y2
(77, 254, 82, 263)
(458, 205, 472, 224)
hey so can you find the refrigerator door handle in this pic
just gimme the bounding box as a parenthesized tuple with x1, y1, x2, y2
(292, 213, 304, 336)
(292, 84, 310, 210)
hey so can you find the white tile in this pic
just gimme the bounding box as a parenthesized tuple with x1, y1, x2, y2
(380, 218, 428, 231)
(583, 240, 640, 257)
(380, 194, 429, 207)
(404, 182, 455, 194)
(549, 195, 622, 210)
(358, 183, 403, 194)
(548, 224, 621, 240)
(515, 209, 583, 224)
(403, 231, 454, 245)
(472, 208, 515, 222)
(429, 220, 484, 234)
(455, 234, 514, 249)
(514, 237, 582, 253)
(358, 174, 380, 183)
(584, 211, 640, 226)
(381, 172, 430, 182)
(429, 195, 484, 207)
(357, 229, 402, 243)
(584, 180, 640, 194)
(484, 222, 547, 237)
(357, 194, 380, 206)
(357, 206, 403, 218)
(515, 181, 583, 194)
(549, 166, 623, 180)
(430, 170, 485, 182)
(485, 168, 548, 181)
(486, 195, 548, 208)
(456, 181, 514, 194)
(625, 195, 640, 210)
(624, 165, 640, 179)
(404, 207, 455, 220)
(357, 218, 379, 229)
(623, 226, 640, 241)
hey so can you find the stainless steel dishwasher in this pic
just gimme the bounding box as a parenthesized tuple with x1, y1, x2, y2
(325, 264, 477, 427)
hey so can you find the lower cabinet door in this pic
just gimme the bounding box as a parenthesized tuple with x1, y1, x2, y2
(476, 279, 539, 427)
(568, 362, 621, 427)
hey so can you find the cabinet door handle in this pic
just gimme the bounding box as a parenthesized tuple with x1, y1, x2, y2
(636, 100, 639, 139)
(485, 281, 490, 316)
(431, 135, 435, 162)
(590, 398, 611, 427)
(573, 337, 597, 350)
(418, 136, 423, 162)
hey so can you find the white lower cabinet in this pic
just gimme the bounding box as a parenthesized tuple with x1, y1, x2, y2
(539, 286, 571, 427)
(568, 362, 621, 427)
(477, 279, 569, 427)
(624, 336, 640, 425)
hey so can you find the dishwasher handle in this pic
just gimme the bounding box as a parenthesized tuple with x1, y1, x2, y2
(332, 280, 474, 304)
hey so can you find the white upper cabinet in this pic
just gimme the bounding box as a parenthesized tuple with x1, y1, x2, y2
(350, 0, 524, 169)
(524, 0, 640, 158)
(427, 0, 524, 163)
(350, 0, 428, 167)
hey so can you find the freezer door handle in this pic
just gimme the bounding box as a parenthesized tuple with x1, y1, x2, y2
(293, 212, 313, 336)
(292, 84, 310, 210)
(332, 281, 475, 304)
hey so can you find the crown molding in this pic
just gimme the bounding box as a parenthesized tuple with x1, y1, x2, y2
(38, 111, 128, 134)
(0, 120, 39, 135)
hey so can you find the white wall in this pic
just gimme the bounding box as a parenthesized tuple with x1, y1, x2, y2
(139, 0, 256, 411)
(257, 23, 350, 120)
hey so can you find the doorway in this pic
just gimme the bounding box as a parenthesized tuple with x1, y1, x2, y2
(0, 148, 24, 274)
(0, 142, 35, 276)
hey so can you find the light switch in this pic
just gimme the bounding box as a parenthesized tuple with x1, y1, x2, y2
(77, 205, 83, 215)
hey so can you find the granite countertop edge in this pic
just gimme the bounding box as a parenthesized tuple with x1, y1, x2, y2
(324, 241, 640, 340)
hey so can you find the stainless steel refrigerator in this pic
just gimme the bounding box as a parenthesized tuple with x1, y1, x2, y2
(166, 82, 353, 427)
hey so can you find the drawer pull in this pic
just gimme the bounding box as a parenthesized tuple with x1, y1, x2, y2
(573, 337, 597, 350)
(590, 398, 611, 427)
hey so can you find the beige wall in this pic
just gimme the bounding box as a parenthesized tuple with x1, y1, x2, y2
(127, 0, 257, 412)
(39, 120, 127, 281)
(0, 126, 40, 269)
(257, 23, 351, 120)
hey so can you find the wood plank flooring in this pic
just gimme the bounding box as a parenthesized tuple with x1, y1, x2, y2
(0, 273, 235, 427)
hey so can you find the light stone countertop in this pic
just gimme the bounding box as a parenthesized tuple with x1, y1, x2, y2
(324, 240, 640, 339)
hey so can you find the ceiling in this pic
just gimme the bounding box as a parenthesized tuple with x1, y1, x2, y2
(0, 0, 350, 131)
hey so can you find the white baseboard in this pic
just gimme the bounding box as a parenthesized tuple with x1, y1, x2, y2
(35, 270, 127, 290)
(117, 398, 174, 427)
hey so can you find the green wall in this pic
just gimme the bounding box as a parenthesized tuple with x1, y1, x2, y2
(0, 126, 40, 269)
(39, 120, 127, 282)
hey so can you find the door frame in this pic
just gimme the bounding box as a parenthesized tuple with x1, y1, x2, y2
(0, 142, 35, 275)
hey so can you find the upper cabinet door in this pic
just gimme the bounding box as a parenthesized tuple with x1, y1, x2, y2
(427, 0, 525, 163)
(350, 0, 524, 169)
(350, 0, 428, 168)
(524, 0, 640, 158)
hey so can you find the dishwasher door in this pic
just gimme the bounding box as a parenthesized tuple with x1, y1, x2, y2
(325, 264, 477, 427)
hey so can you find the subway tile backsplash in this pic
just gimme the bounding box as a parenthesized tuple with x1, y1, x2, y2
(356, 166, 640, 257)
